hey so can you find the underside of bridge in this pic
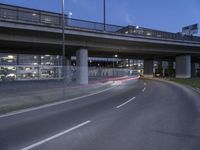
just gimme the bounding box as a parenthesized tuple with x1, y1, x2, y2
(0, 38, 200, 83)
(0, 21, 200, 83)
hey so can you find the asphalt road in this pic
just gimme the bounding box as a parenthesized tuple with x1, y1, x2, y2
(0, 78, 200, 150)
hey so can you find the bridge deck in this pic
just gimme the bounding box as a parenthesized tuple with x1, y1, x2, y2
(0, 3, 200, 43)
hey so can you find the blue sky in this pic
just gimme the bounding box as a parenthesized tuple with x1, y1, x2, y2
(0, 0, 200, 34)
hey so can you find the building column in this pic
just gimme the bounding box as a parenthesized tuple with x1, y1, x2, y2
(144, 59, 153, 77)
(176, 55, 191, 78)
(76, 48, 88, 84)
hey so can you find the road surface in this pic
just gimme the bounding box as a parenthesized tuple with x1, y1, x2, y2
(0, 78, 200, 150)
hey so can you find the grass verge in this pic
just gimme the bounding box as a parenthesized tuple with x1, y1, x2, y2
(169, 78, 200, 88)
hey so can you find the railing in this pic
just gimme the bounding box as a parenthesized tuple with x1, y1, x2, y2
(0, 3, 200, 42)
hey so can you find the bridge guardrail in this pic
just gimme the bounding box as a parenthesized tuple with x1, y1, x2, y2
(0, 3, 200, 43)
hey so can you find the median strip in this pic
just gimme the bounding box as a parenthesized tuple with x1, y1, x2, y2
(21, 120, 91, 150)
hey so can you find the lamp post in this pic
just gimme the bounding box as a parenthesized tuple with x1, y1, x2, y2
(103, 0, 106, 31)
(113, 54, 118, 68)
(62, 0, 65, 79)
(67, 12, 72, 25)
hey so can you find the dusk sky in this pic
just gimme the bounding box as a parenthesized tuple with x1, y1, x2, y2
(0, 0, 200, 34)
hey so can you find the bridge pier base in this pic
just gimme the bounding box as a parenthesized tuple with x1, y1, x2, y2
(76, 48, 88, 84)
(144, 60, 153, 78)
(176, 55, 191, 78)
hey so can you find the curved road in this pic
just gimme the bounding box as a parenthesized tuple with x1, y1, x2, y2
(0, 78, 200, 150)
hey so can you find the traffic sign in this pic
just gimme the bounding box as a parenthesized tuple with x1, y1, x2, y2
(182, 24, 198, 35)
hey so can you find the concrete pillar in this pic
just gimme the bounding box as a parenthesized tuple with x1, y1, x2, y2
(191, 63, 198, 77)
(144, 60, 153, 77)
(176, 55, 191, 78)
(76, 48, 88, 84)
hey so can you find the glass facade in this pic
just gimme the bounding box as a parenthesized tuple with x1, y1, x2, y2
(0, 53, 62, 81)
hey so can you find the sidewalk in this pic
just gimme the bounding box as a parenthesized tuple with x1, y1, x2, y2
(0, 76, 133, 114)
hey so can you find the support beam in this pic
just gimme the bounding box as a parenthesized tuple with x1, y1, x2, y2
(144, 60, 153, 78)
(76, 48, 88, 84)
(176, 55, 191, 78)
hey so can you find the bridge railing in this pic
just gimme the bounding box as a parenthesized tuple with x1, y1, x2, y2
(0, 3, 200, 42)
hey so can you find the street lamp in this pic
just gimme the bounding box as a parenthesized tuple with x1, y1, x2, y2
(66, 12, 72, 26)
(89, 60, 92, 67)
(103, 0, 106, 31)
(69, 12, 72, 16)
(62, 0, 65, 79)
(113, 54, 118, 68)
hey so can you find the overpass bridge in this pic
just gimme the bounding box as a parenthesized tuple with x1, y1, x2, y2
(0, 3, 200, 83)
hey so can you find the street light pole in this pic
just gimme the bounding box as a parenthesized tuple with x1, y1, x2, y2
(62, 0, 65, 78)
(113, 55, 114, 68)
(113, 54, 118, 68)
(103, 0, 106, 31)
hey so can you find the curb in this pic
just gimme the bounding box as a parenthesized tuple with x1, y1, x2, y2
(141, 77, 200, 95)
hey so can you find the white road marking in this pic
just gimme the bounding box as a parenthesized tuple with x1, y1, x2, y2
(116, 97, 136, 109)
(112, 81, 122, 85)
(144, 82, 147, 86)
(21, 120, 91, 150)
(0, 82, 120, 118)
(142, 87, 146, 92)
